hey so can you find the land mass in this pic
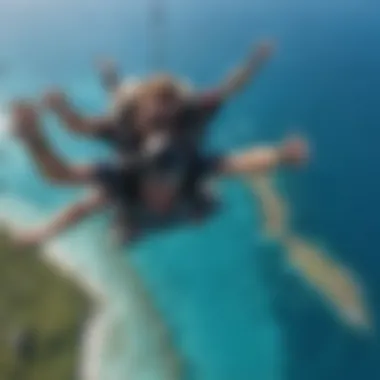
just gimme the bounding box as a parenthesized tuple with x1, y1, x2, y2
(0, 230, 92, 380)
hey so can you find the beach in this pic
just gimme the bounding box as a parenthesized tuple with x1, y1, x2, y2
(0, 195, 183, 380)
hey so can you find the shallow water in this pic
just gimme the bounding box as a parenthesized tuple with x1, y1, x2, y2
(0, 0, 380, 379)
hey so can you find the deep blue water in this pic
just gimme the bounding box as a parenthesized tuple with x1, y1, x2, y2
(0, 0, 380, 379)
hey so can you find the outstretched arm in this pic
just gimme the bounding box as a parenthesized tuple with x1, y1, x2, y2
(217, 40, 275, 100)
(17, 191, 107, 246)
(12, 101, 96, 185)
(185, 40, 275, 123)
(219, 137, 308, 176)
(43, 90, 113, 137)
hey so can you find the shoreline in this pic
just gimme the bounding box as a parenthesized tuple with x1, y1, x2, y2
(1, 221, 108, 380)
(0, 197, 183, 380)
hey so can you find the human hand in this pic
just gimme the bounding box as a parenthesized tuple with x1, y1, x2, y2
(95, 57, 118, 73)
(42, 89, 67, 110)
(279, 136, 309, 166)
(10, 101, 40, 141)
(252, 39, 276, 61)
(15, 229, 46, 249)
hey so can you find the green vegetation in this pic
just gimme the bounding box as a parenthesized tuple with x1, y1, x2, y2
(0, 231, 92, 380)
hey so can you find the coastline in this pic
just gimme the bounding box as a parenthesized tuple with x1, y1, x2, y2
(1, 223, 108, 380)
(0, 195, 183, 380)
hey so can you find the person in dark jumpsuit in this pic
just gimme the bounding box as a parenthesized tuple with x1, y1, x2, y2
(12, 101, 308, 247)
(41, 40, 275, 217)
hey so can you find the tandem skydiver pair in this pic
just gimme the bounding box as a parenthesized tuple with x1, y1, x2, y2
(12, 40, 309, 247)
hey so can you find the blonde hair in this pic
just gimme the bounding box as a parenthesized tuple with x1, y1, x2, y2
(135, 74, 192, 102)
(110, 75, 193, 117)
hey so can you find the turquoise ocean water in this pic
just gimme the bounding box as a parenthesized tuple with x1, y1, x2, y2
(0, 0, 379, 379)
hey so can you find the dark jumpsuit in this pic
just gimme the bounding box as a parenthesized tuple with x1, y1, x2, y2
(95, 91, 224, 208)
(92, 91, 224, 238)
